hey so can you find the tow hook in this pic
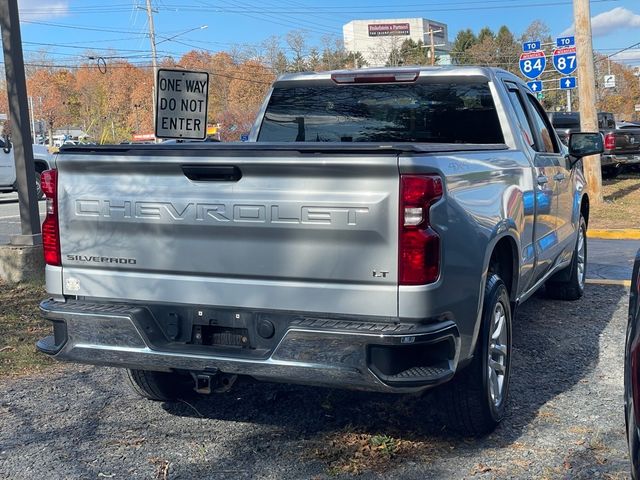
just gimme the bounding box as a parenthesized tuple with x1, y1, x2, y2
(191, 371, 238, 394)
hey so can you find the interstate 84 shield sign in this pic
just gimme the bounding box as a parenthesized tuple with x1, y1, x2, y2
(519, 51, 546, 80)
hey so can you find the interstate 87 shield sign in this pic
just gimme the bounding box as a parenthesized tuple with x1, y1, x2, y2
(552, 47, 577, 76)
(519, 51, 546, 80)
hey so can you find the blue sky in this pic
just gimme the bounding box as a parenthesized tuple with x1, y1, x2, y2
(13, 0, 640, 68)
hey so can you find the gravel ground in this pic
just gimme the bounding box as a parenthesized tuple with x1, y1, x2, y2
(0, 284, 631, 479)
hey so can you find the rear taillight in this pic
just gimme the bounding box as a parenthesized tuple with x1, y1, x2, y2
(41, 169, 60, 266)
(399, 175, 443, 285)
(604, 133, 616, 150)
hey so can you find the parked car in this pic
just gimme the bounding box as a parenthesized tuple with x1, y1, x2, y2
(36, 67, 602, 436)
(626, 249, 640, 479)
(0, 139, 54, 199)
(548, 111, 640, 178)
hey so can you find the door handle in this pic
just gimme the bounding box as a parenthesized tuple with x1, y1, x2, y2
(553, 173, 566, 182)
(537, 174, 549, 186)
(181, 165, 242, 182)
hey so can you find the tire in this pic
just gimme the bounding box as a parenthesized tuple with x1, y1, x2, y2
(125, 369, 193, 402)
(602, 166, 621, 179)
(437, 274, 512, 437)
(546, 216, 587, 301)
(34, 170, 44, 200)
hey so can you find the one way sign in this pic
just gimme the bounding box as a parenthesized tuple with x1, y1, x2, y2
(559, 77, 577, 89)
(527, 81, 543, 93)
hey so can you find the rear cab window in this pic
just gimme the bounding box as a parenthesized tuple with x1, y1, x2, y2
(257, 80, 505, 144)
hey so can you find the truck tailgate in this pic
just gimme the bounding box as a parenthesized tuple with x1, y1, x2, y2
(613, 129, 640, 155)
(56, 149, 400, 317)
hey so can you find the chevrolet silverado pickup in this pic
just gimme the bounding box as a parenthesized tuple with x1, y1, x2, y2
(37, 67, 602, 436)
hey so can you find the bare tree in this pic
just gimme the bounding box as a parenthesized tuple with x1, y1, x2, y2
(286, 30, 309, 72)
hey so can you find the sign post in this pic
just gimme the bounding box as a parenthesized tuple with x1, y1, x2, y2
(155, 69, 209, 140)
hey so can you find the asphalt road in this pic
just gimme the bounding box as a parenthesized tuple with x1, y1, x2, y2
(588, 238, 638, 281)
(0, 193, 46, 245)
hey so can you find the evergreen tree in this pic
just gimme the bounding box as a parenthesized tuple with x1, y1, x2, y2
(451, 29, 477, 65)
(478, 27, 495, 43)
(386, 39, 429, 67)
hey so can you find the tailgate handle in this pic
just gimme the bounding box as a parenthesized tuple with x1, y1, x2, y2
(182, 165, 242, 182)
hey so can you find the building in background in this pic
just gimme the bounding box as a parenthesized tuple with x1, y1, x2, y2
(343, 18, 452, 68)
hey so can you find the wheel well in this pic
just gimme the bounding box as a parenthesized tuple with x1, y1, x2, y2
(580, 193, 590, 227)
(488, 237, 517, 299)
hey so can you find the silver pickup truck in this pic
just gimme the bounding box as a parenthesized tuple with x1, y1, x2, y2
(37, 67, 602, 436)
(0, 141, 54, 199)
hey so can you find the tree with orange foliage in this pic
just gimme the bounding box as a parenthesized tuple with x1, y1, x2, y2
(26, 67, 74, 144)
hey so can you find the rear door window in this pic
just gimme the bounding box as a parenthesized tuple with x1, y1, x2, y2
(525, 95, 560, 154)
(258, 81, 505, 144)
(505, 85, 535, 149)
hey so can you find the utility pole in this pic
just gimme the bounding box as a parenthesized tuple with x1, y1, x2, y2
(0, 0, 41, 245)
(574, 0, 602, 202)
(424, 27, 444, 67)
(429, 28, 435, 66)
(145, 0, 159, 141)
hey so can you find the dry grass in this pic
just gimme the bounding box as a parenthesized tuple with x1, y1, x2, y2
(590, 172, 640, 229)
(311, 430, 449, 476)
(148, 457, 170, 480)
(0, 280, 54, 377)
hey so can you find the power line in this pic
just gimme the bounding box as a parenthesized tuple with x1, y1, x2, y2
(603, 41, 640, 61)
(160, 0, 617, 14)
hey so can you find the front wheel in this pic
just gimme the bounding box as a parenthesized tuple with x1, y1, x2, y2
(437, 274, 512, 437)
(546, 216, 587, 301)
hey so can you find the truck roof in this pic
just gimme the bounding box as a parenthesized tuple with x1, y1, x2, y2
(274, 66, 521, 86)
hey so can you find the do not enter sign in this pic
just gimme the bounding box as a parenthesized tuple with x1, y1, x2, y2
(155, 69, 209, 140)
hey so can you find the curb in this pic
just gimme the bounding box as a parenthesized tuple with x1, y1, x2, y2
(587, 229, 640, 240)
(585, 278, 631, 287)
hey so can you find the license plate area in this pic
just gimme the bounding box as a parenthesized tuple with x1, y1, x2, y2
(191, 325, 251, 348)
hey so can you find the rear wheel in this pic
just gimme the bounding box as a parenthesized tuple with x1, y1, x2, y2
(437, 274, 512, 437)
(546, 216, 587, 301)
(602, 166, 621, 179)
(125, 369, 193, 401)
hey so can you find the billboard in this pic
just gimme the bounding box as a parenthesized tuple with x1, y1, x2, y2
(368, 23, 410, 37)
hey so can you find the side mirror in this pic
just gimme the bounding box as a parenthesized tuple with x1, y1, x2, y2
(568, 132, 604, 159)
(1, 134, 11, 154)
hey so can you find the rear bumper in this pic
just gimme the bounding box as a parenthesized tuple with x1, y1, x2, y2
(602, 153, 640, 166)
(37, 299, 460, 393)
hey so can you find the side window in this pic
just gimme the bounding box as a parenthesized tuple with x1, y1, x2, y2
(525, 94, 560, 154)
(505, 86, 535, 150)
